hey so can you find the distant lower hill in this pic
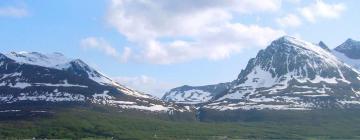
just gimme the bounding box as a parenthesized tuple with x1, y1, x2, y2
(162, 82, 232, 104)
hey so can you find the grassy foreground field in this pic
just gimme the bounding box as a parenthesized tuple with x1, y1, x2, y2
(1, 106, 360, 139)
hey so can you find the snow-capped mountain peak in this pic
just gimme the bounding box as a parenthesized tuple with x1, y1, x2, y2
(203, 36, 360, 111)
(0, 51, 187, 113)
(163, 36, 360, 109)
(334, 38, 360, 59)
(66, 59, 102, 78)
(273, 36, 339, 65)
(5, 51, 110, 84)
(251, 36, 343, 78)
(6, 51, 70, 69)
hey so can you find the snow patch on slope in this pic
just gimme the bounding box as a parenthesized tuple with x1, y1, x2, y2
(116, 104, 171, 112)
(240, 66, 276, 88)
(91, 91, 171, 112)
(206, 102, 312, 111)
(0, 91, 86, 103)
(0, 80, 88, 89)
(218, 65, 347, 101)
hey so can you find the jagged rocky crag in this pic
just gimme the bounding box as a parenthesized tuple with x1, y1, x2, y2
(0, 52, 188, 113)
(164, 36, 360, 111)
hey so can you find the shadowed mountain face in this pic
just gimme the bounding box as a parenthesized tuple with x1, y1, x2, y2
(333, 39, 360, 70)
(334, 39, 360, 59)
(318, 41, 331, 52)
(0, 52, 189, 113)
(164, 36, 360, 111)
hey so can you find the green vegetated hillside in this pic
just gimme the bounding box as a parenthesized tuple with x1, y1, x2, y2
(1, 105, 360, 140)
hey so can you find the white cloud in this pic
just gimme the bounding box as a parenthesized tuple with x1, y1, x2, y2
(285, 0, 301, 5)
(0, 6, 28, 18)
(107, 0, 285, 64)
(299, 0, 346, 22)
(114, 75, 175, 98)
(130, 23, 285, 64)
(276, 14, 302, 27)
(80, 37, 131, 63)
(81, 37, 118, 57)
(120, 47, 132, 62)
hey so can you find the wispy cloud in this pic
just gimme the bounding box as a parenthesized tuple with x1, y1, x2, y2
(0, 6, 28, 18)
(80, 37, 131, 63)
(275, 0, 346, 28)
(106, 0, 285, 64)
(276, 14, 302, 28)
(114, 75, 175, 98)
(299, 0, 346, 22)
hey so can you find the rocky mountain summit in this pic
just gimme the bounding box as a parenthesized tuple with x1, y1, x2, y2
(164, 36, 360, 111)
(0, 52, 188, 113)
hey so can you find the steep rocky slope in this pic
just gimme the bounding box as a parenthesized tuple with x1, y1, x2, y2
(0, 52, 188, 113)
(203, 36, 360, 110)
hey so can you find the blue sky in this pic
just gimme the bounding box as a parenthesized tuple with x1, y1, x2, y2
(0, 0, 359, 97)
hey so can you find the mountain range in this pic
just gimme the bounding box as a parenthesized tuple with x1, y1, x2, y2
(1, 36, 360, 116)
